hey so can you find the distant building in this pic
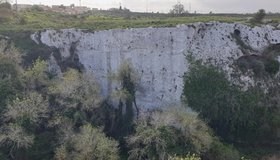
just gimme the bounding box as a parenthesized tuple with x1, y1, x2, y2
(13, 4, 91, 14)
(71, 6, 91, 14)
(52, 5, 91, 14)
(37, 5, 51, 11)
(13, 4, 33, 11)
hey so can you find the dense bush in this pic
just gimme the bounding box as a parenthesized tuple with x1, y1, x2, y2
(205, 140, 240, 160)
(0, 42, 119, 159)
(264, 59, 279, 74)
(127, 107, 213, 159)
(54, 124, 119, 160)
(24, 59, 50, 91)
(183, 59, 280, 144)
(0, 54, 22, 113)
(17, 16, 27, 25)
(0, 39, 22, 117)
(49, 69, 101, 111)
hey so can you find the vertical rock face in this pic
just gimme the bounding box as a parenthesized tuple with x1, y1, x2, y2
(32, 22, 280, 109)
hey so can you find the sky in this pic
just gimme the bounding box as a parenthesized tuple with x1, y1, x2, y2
(12, 0, 280, 13)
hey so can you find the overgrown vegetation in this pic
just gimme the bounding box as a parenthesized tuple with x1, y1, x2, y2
(0, 33, 258, 160)
(127, 107, 213, 159)
(0, 40, 119, 159)
(183, 57, 280, 159)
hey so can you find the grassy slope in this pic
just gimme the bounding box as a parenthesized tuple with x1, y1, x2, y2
(2, 10, 280, 33)
(0, 10, 248, 33)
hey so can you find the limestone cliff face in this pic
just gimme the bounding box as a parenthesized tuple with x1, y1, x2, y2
(32, 22, 280, 109)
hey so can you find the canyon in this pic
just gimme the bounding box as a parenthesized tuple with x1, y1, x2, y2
(31, 22, 280, 109)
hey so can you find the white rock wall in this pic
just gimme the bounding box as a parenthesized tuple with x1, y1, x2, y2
(33, 22, 280, 109)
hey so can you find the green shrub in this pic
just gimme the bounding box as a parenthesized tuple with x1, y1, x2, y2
(54, 124, 119, 160)
(26, 132, 56, 160)
(48, 69, 101, 111)
(264, 59, 279, 74)
(17, 16, 27, 25)
(5, 92, 49, 126)
(0, 56, 22, 110)
(183, 59, 278, 143)
(206, 141, 240, 160)
(24, 59, 49, 91)
(236, 53, 279, 76)
(0, 151, 8, 160)
(127, 107, 213, 159)
(183, 60, 231, 122)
